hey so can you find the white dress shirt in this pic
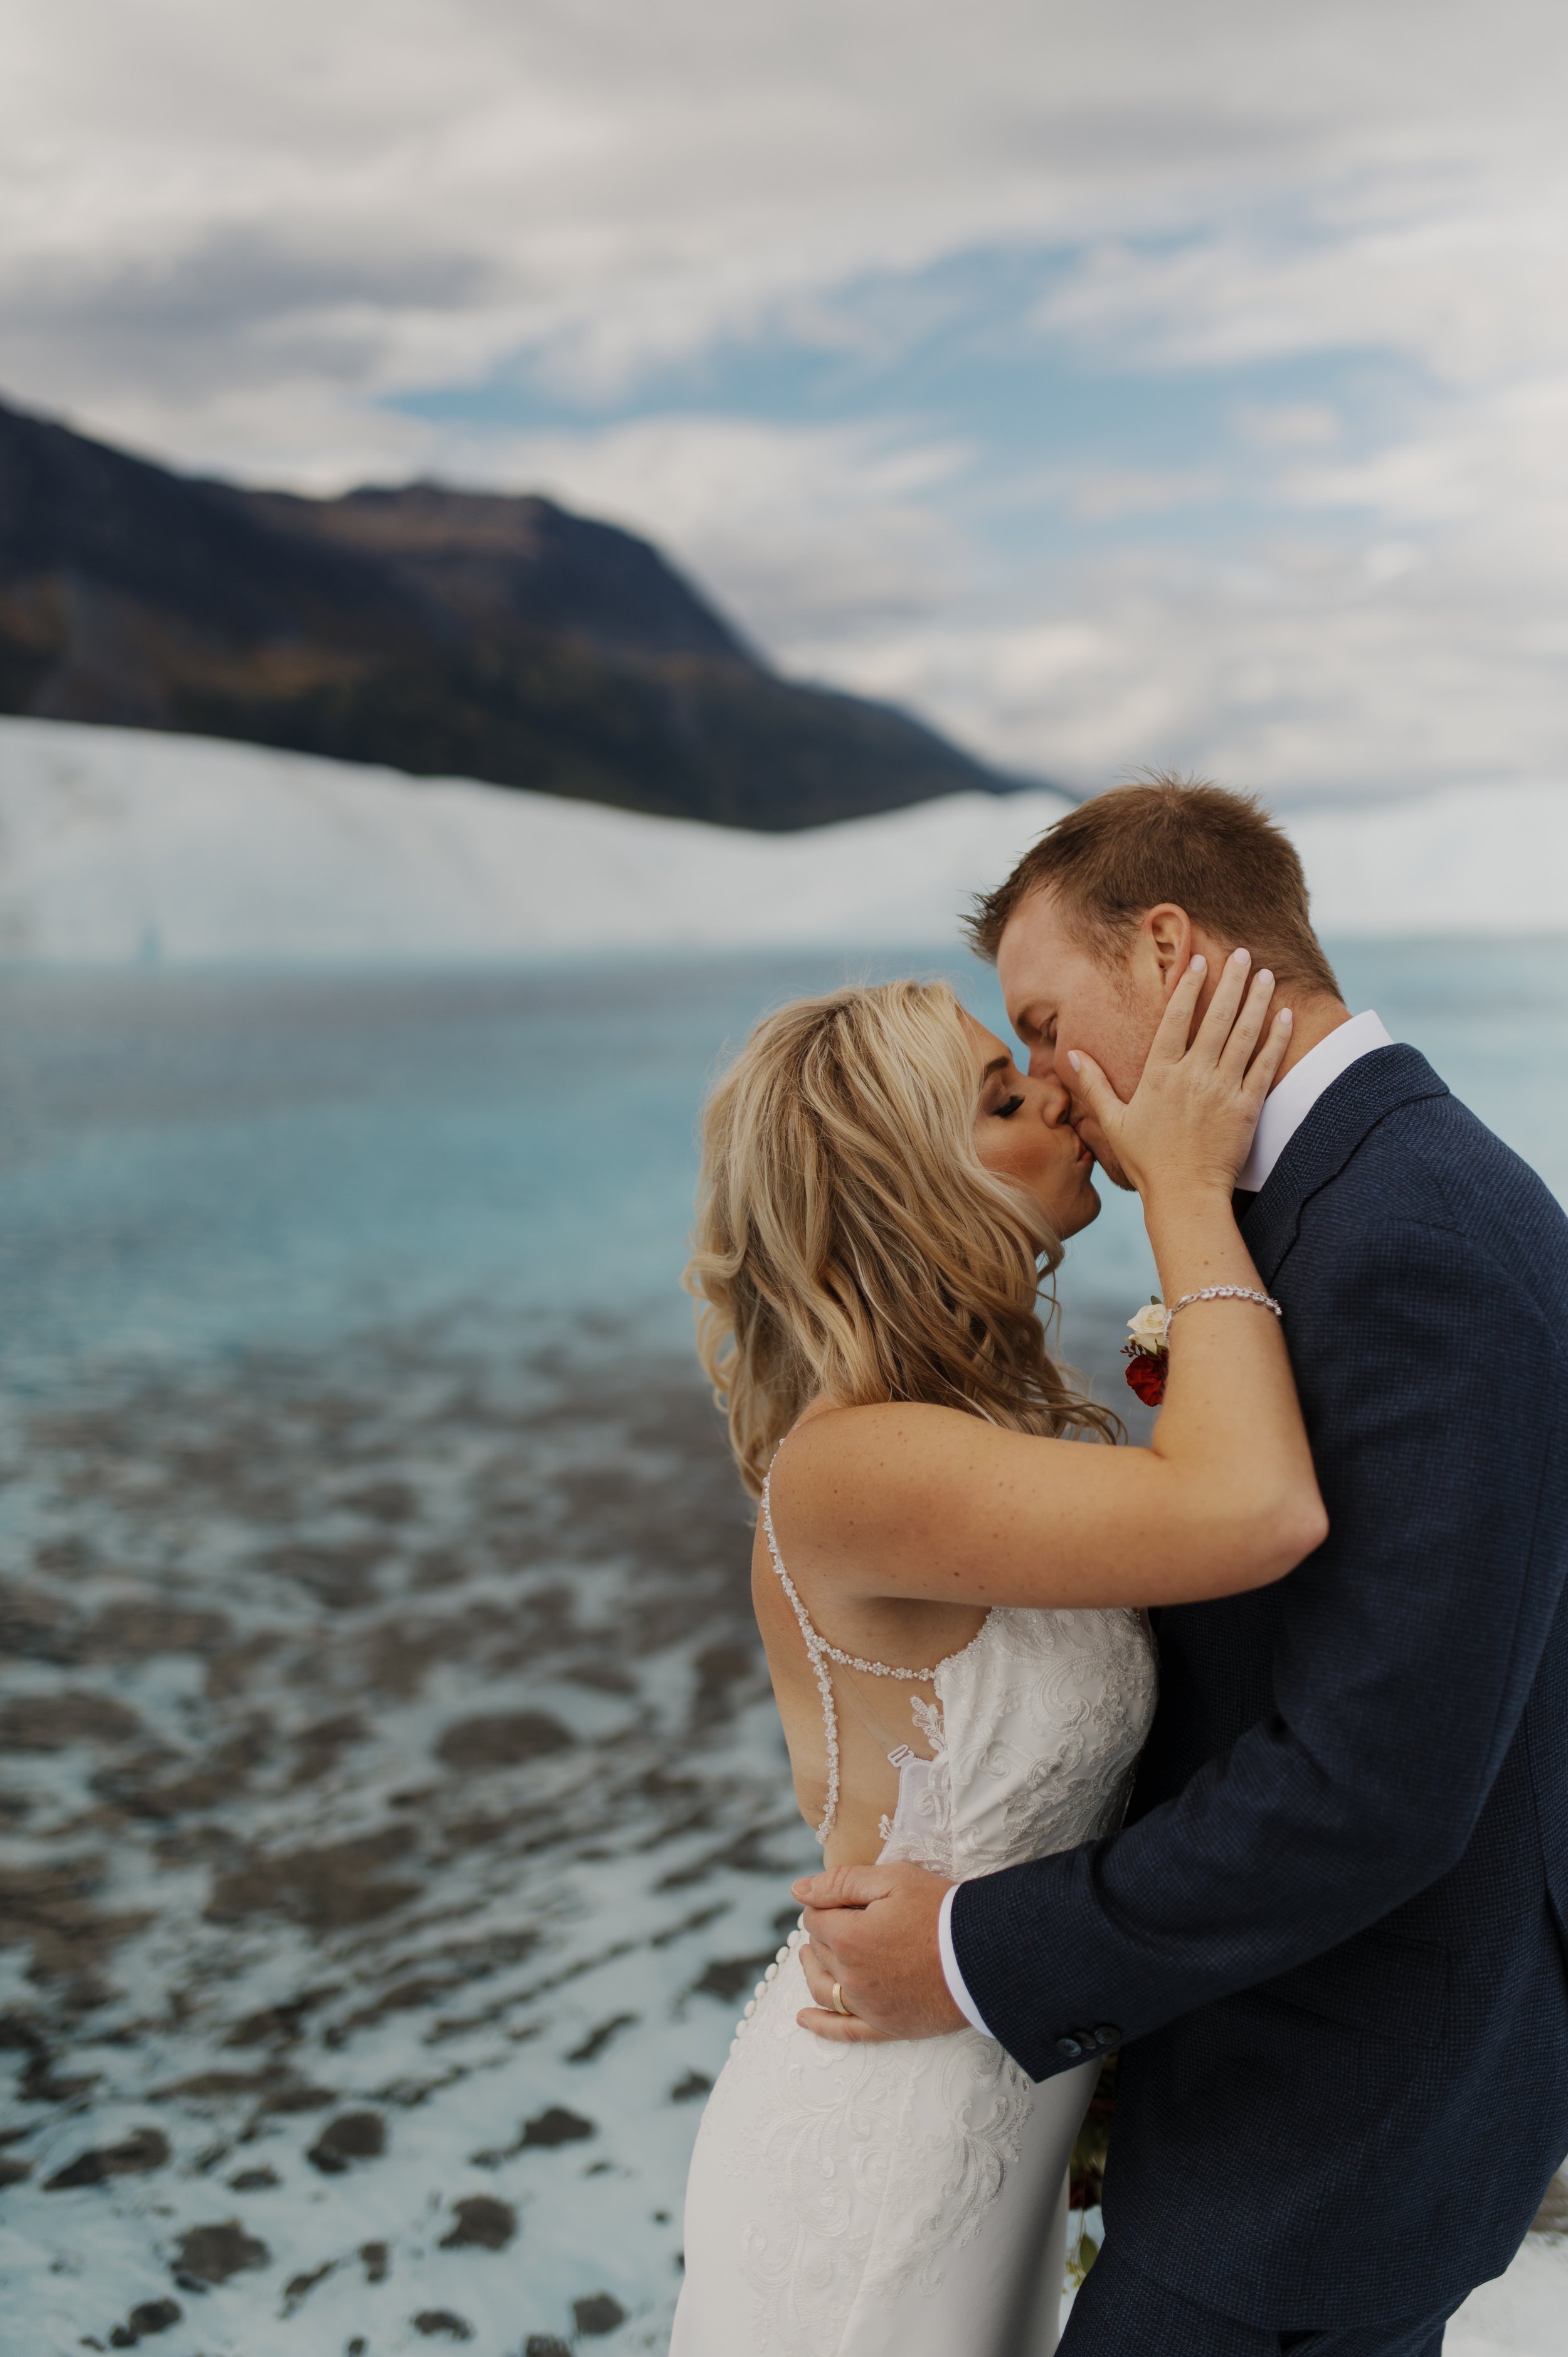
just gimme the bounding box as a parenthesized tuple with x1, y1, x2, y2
(938, 1007, 1396, 2039)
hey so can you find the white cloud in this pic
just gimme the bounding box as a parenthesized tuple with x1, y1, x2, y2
(1061, 466, 1226, 523)
(775, 491, 1568, 801)
(421, 410, 980, 654)
(9, 0, 1562, 457)
(1236, 405, 1342, 451)
(1036, 187, 1568, 388)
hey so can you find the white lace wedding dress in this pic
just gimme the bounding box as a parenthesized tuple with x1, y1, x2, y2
(669, 1467, 1158, 2357)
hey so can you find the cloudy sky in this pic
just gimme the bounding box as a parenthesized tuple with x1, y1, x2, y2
(6, 0, 1568, 800)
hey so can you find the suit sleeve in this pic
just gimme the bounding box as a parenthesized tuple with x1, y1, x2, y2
(951, 1214, 1566, 2080)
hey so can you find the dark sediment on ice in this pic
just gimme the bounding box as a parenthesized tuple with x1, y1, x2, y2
(0, 1316, 808, 2351)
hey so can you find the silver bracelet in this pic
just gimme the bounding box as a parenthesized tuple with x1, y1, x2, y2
(1167, 1284, 1283, 1324)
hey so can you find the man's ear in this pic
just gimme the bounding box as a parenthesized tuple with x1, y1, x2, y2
(1143, 905, 1194, 997)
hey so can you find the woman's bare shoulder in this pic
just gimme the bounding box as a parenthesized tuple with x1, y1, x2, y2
(771, 1402, 1014, 1545)
(780, 1399, 977, 1466)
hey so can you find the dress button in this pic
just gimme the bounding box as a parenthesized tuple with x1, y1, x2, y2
(1093, 2024, 1123, 2048)
(1055, 2036, 1083, 2060)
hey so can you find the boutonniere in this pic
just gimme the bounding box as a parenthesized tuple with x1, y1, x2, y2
(1122, 1297, 1168, 1405)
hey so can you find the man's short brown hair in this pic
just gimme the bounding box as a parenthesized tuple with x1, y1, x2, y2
(966, 773, 1341, 998)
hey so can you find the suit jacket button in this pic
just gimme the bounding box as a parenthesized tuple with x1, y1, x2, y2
(1055, 2036, 1083, 2060)
(1093, 2024, 1122, 2047)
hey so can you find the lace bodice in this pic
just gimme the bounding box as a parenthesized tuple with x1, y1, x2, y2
(760, 1464, 1158, 1878)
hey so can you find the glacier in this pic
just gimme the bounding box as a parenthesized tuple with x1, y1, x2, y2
(0, 716, 1564, 966)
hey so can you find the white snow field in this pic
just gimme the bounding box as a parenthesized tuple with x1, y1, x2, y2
(1, 716, 1565, 965)
(1447, 2222, 1568, 2355)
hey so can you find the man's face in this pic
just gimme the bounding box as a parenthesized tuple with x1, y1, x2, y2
(995, 888, 1171, 1189)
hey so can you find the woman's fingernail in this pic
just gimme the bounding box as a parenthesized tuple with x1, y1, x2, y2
(1232, 946, 1250, 965)
(1258, 970, 1273, 990)
(1189, 954, 1205, 974)
(1067, 1051, 1081, 1073)
(1279, 1008, 1293, 1026)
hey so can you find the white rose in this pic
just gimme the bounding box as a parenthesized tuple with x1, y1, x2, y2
(1126, 1300, 1169, 1354)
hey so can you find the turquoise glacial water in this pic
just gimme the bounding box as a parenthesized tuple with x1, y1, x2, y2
(2, 936, 1564, 1393)
(0, 937, 1563, 2357)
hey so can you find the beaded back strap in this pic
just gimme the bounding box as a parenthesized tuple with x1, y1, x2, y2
(760, 1464, 945, 1846)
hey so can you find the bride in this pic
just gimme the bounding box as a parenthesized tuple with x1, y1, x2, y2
(670, 949, 1325, 2357)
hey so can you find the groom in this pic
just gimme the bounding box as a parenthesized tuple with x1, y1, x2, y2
(793, 779, 1568, 2354)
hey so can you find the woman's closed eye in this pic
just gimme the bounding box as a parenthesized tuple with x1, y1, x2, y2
(992, 1093, 1025, 1119)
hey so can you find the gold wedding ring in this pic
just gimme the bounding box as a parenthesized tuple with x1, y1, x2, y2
(830, 1981, 851, 2016)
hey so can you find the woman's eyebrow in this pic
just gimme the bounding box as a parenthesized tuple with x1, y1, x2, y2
(981, 1053, 1014, 1078)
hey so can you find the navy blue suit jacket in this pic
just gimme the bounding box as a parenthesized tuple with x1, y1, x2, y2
(951, 1046, 1568, 2326)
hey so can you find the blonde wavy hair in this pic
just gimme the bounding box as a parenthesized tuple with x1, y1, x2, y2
(685, 978, 1121, 1496)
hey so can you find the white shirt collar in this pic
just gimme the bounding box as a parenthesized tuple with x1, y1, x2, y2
(1236, 1010, 1396, 1195)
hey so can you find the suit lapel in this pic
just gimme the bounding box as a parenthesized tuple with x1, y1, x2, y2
(1237, 1044, 1448, 1285)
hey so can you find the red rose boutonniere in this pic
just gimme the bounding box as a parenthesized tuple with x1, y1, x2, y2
(1121, 1297, 1169, 1406)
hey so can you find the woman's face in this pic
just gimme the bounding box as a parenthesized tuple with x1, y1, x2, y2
(966, 1014, 1101, 1238)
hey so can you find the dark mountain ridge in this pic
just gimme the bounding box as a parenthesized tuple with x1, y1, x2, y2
(0, 396, 1036, 829)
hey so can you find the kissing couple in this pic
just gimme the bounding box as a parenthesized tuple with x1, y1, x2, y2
(668, 779, 1568, 2357)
